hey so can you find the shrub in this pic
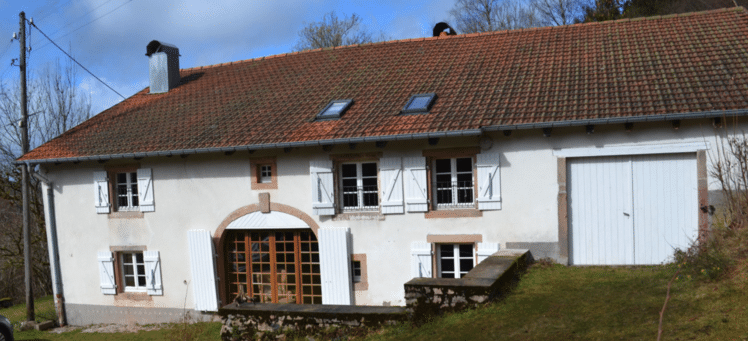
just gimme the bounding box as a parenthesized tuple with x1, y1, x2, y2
(673, 127, 748, 282)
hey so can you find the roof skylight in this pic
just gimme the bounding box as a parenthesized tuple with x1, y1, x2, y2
(316, 99, 353, 120)
(402, 93, 436, 114)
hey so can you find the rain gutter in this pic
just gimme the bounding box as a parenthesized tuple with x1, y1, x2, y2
(14, 109, 746, 165)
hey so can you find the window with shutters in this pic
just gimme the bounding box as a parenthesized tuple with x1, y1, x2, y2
(120, 252, 147, 292)
(99, 247, 162, 298)
(433, 158, 474, 209)
(98, 165, 154, 215)
(339, 162, 379, 212)
(116, 172, 139, 211)
(437, 244, 475, 278)
(423, 147, 486, 218)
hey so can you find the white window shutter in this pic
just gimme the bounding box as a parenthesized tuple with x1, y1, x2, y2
(310, 161, 335, 215)
(477, 242, 500, 263)
(137, 168, 155, 212)
(476, 152, 502, 210)
(97, 251, 117, 295)
(93, 171, 110, 214)
(143, 250, 163, 295)
(411, 242, 432, 278)
(318, 227, 352, 305)
(380, 157, 404, 214)
(188, 230, 219, 311)
(403, 157, 428, 212)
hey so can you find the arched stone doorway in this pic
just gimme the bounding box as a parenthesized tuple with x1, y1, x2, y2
(215, 204, 322, 305)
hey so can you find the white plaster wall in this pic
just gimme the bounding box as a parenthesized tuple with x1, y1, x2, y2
(43, 118, 743, 310)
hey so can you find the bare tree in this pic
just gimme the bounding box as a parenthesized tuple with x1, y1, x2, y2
(294, 11, 378, 51)
(532, 0, 587, 26)
(0, 57, 91, 303)
(0, 58, 90, 166)
(450, 0, 541, 34)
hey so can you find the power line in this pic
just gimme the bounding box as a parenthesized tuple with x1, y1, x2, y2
(34, 0, 120, 46)
(35, 0, 134, 52)
(35, 0, 75, 23)
(30, 21, 125, 100)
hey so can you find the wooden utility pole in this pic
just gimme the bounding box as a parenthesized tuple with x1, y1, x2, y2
(19, 10, 34, 322)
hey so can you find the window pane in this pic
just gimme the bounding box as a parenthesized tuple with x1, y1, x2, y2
(458, 188, 473, 203)
(363, 193, 378, 207)
(342, 164, 357, 178)
(137, 265, 145, 276)
(124, 265, 133, 276)
(343, 193, 358, 208)
(441, 273, 455, 279)
(321, 102, 346, 117)
(138, 275, 147, 287)
(457, 173, 472, 185)
(131, 195, 139, 207)
(436, 174, 451, 187)
(362, 178, 377, 188)
(135, 253, 144, 263)
(460, 259, 474, 273)
(130, 172, 137, 183)
(342, 179, 357, 189)
(361, 163, 377, 177)
(456, 158, 472, 172)
(117, 173, 126, 184)
(441, 258, 454, 272)
(125, 276, 135, 287)
(406, 95, 432, 111)
(435, 159, 451, 173)
(118, 196, 128, 207)
(440, 244, 454, 257)
(459, 244, 473, 257)
(437, 188, 452, 204)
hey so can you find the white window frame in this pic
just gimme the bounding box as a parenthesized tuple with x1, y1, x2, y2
(433, 157, 475, 209)
(351, 260, 362, 283)
(116, 172, 139, 211)
(259, 165, 273, 183)
(120, 252, 147, 292)
(437, 243, 475, 278)
(339, 161, 379, 212)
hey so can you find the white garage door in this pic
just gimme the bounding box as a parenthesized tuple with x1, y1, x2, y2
(568, 153, 698, 265)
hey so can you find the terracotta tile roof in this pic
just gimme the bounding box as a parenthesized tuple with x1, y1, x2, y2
(19, 7, 748, 162)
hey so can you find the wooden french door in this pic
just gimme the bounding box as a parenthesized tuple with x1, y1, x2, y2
(226, 230, 322, 304)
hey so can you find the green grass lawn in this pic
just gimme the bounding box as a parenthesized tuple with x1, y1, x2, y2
(0, 297, 222, 340)
(364, 263, 748, 341)
(2, 263, 746, 340)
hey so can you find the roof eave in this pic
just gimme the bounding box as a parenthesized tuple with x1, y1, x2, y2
(16, 108, 746, 165)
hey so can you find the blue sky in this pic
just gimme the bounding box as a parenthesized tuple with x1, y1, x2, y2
(0, 0, 455, 114)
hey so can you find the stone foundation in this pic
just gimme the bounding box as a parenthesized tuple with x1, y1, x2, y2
(219, 303, 407, 340)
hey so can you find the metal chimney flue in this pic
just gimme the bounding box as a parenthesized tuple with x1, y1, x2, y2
(146, 40, 180, 94)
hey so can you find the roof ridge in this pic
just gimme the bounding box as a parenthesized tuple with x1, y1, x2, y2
(180, 7, 747, 73)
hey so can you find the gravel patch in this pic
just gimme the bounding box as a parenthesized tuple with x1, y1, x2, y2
(48, 322, 171, 334)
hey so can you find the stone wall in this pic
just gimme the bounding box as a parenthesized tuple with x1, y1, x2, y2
(404, 249, 532, 320)
(219, 303, 407, 340)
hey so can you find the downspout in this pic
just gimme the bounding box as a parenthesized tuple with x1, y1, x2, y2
(28, 163, 66, 326)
